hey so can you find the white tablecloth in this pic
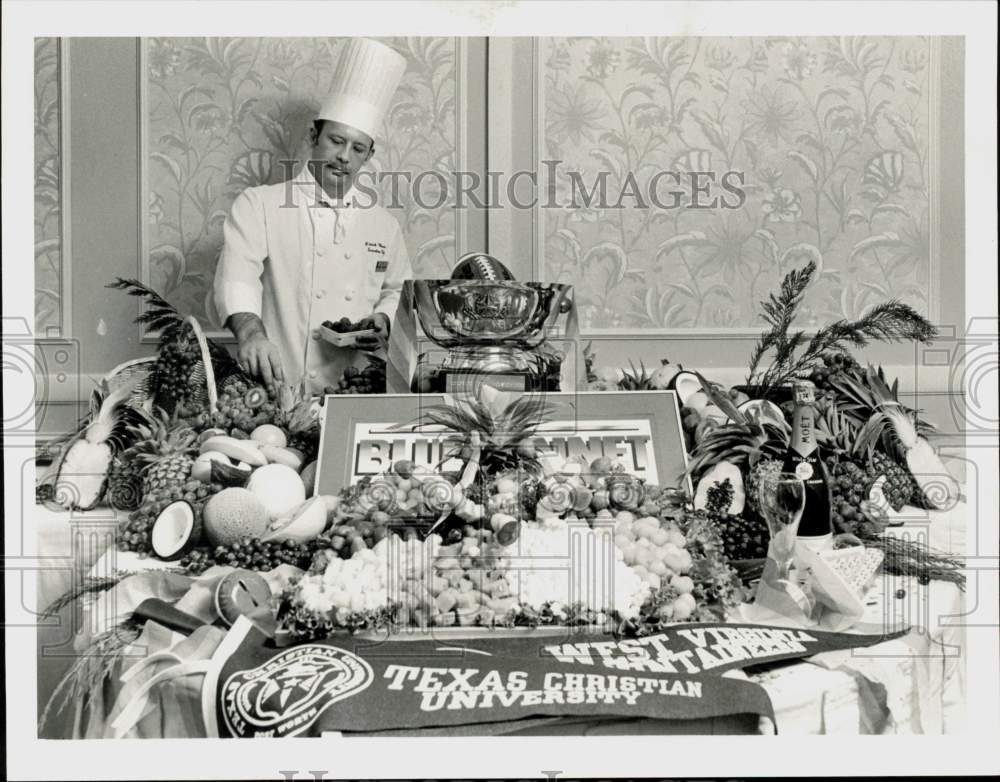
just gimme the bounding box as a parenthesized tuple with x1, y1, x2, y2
(35, 502, 967, 736)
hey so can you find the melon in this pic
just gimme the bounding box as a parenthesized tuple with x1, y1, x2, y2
(693, 461, 746, 515)
(300, 461, 318, 497)
(203, 488, 270, 546)
(209, 459, 253, 488)
(191, 450, 230, 483)
(251, 424, 287, 448)
(261, 496, 328, 543)
(247, 463, 306, 520)
(150, 500, 202, 560)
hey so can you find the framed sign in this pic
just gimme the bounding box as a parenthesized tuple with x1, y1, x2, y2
(315, 391, 690, 496)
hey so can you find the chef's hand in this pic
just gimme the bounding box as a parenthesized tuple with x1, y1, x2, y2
(228, 313, 285, 392)
(353, 313, 389, 351)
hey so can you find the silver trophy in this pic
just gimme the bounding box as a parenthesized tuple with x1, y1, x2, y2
(409, 254, 575, 394)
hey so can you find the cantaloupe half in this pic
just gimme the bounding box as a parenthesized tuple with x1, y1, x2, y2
(261, 496, 328, 543)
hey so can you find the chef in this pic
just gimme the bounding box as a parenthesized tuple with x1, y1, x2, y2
(214, 38, 411, 395)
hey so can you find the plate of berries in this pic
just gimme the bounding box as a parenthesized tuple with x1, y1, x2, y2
(320, 317, 379, 348)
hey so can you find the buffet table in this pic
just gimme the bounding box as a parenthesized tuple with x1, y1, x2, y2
(35, 501, 967, 738)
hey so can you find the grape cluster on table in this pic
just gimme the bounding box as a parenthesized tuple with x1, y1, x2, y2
(180, 536, 318, 574)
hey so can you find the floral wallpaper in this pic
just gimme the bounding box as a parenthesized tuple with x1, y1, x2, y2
(144, 37, 458, 329)
(540, 37, 935, 330)
(35, 37, 63, 335)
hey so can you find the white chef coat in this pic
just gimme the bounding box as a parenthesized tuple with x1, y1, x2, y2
(214, 164, 412, 394)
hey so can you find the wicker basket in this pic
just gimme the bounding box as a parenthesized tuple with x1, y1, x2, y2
(103, 315, 220, 415)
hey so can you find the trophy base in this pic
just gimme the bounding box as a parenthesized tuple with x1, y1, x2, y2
(444, 370, 530, 395)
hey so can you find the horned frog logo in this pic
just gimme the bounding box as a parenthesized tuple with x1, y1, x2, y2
(221, 645, 373, 738)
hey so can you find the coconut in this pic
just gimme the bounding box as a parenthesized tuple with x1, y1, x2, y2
(246, 463, 306, 520)
(150, 500, 202, 560)
(693, 461, 746, 515)
(203, 488, 270, 546)
(669, 371, 702, 405)
(684, 390, 711, 414)
(261, 496, 328, 543)
(250, 424, 287, 448)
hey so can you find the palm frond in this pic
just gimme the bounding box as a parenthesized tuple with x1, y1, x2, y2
(107, 278, 177, 313)
(40, 574, 125, 619)
(745, 261, 936, 394)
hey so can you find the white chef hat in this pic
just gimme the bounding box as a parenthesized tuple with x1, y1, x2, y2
(317, 38, 407, 141)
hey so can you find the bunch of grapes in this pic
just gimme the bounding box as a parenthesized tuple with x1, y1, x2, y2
(179, 536, 318, 575)
(809, 352, 861, 409)
(153, 327, 203, 414)
(119, 480, 216, 554)
(322, 317, 366, 333)
(325, 359, 386, 395)
(713, 514, 770, 561)
(318, 517, 393, 557)
(702, 480, 769, 561)
(206, 376, 278, 434)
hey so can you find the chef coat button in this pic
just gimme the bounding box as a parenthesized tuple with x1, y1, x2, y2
(316, 289, 325, 299)
(308, 370, 317, 379)
(311, 329, 320, 340)
(344, 252, 351, 259)
(344, 291, 353, 301)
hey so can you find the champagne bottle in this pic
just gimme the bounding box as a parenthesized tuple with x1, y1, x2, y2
(782, 380, 833, 553)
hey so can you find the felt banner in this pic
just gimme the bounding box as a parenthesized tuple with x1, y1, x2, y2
(207, 619, 906, 738)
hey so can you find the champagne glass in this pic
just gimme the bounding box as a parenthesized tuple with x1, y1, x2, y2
(757, 472, 806, 580)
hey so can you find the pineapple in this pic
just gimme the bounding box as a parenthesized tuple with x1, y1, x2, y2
(104, 456, 143, 511)
(107, 279, 242, 419)
(50, 376, 145, 510)
(152, 321, 206, 416)
(829, 365, 958, 509)
(118, 411, 207, 553)
(618, 360, 657, 391)
(131, 412, 199, 497)
(416, 391, 552, 478)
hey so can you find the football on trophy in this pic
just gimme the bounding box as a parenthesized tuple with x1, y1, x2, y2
(450, 252, 516, 281)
